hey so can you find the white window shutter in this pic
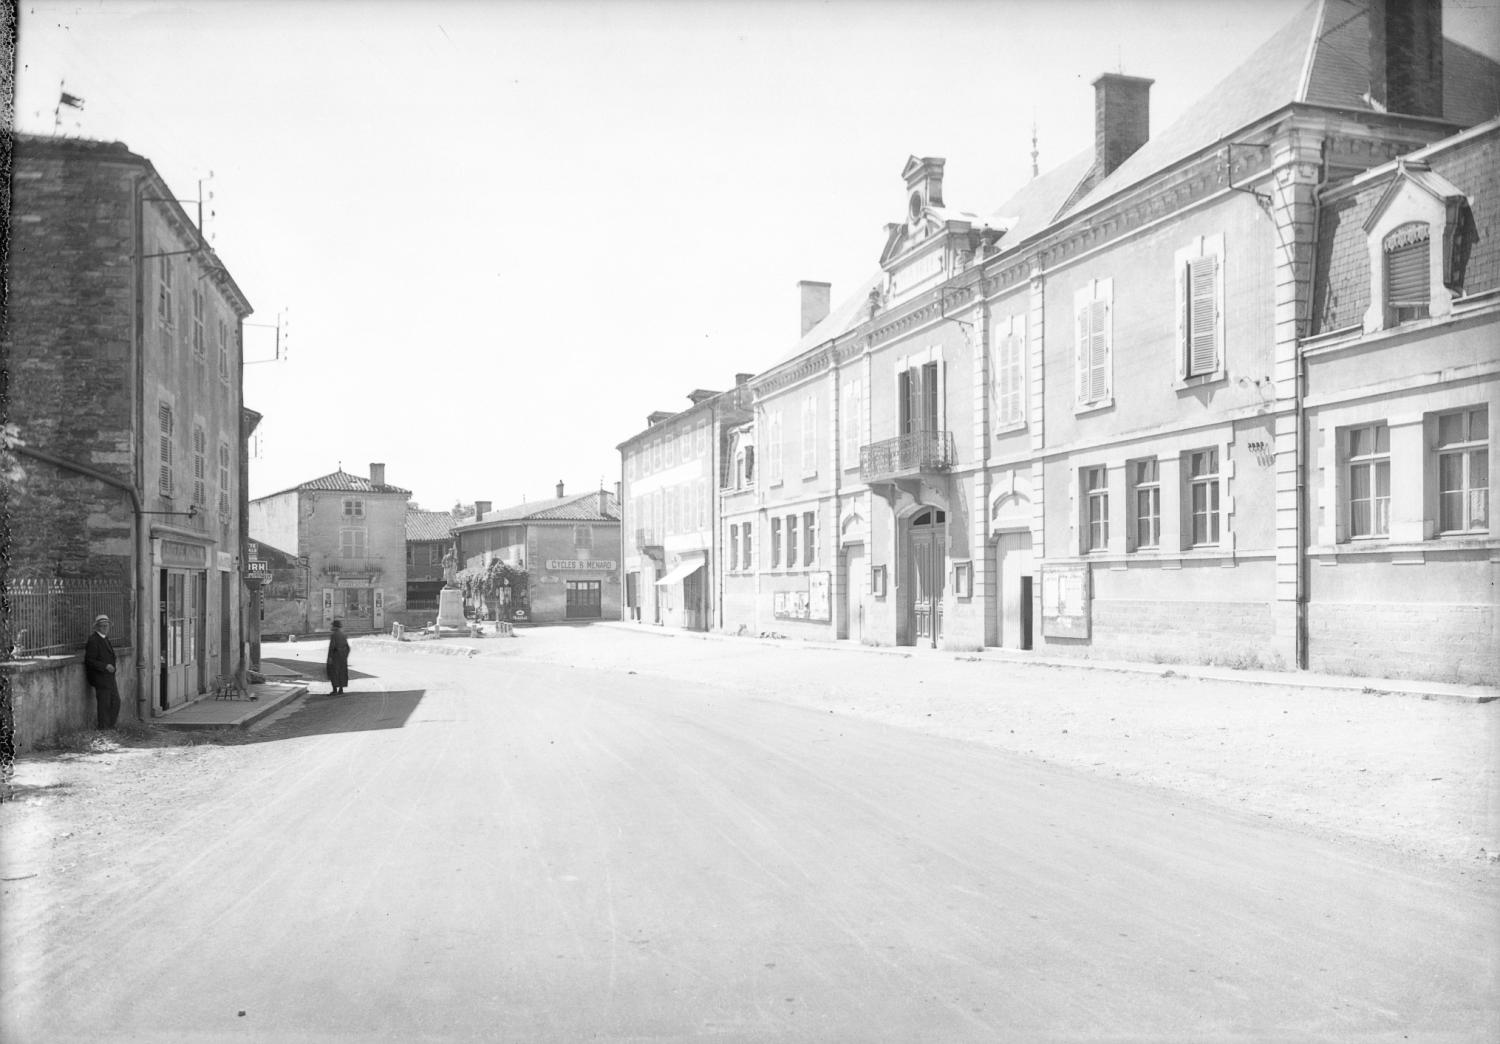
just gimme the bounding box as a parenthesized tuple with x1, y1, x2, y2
(1075, 300, 1092, 403)
(1188, 255, 1219, 376)
(1089, 299, 1109, 402)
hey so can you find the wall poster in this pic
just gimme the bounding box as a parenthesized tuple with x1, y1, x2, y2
(808, 571, 830, 622)
(1041, 563, 1090, 639)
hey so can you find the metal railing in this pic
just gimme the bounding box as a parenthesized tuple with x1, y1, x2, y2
(5, 578, 129, 658)
(859, 430, 955, 483)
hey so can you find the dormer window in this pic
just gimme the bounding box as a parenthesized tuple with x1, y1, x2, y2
(1384, 222, 1431, 324)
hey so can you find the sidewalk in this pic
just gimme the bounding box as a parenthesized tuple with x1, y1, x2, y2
(594, 619, 1498, 705)
(152, 661, 310, 731)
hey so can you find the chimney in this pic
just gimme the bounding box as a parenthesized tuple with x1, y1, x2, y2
(798, 280, 831, 336)
(556, 480, 565, 498)
(474, 500, 491, 521)
(369, 462, 386, 487)
(1092, 73, 1154, 177)
(1368, 0, 1443, 118)
(735, 372, 753, 385)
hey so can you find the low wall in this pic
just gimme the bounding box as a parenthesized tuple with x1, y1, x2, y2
(2, 648, 138, 753)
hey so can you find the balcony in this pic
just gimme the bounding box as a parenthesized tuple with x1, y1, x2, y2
(859, 431, 955, 484)
(634, 528, 662, 551)
(325, 555, 384, 576)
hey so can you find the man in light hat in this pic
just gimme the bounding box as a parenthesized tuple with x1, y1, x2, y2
(84, 614, 120, 729)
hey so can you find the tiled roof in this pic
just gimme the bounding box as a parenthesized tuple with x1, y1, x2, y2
(456, 490, 619, 528)
(260, 469, 412, 498)
(405, 509, 454, 542)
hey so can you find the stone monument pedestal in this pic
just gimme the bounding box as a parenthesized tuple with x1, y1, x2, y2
(433, 586, 472, 637)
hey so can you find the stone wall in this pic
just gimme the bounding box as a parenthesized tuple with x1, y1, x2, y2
(3, 649, 139, 752)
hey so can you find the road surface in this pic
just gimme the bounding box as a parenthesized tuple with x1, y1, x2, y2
(3, 633, 1495, 1042)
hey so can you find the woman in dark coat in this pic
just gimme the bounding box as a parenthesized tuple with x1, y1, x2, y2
(326, 619, 351, 694)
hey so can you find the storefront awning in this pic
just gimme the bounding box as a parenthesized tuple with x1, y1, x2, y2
(654, 557, 705, 586)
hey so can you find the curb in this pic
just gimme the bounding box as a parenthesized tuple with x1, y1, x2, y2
(153, 682, 310, 731)
(594, 621, 1498, 705)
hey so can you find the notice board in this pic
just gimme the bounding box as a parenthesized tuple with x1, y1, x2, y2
(1041, 563, 1090, 639)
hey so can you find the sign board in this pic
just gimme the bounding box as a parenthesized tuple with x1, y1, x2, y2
(808, 571, 831, 622)
(154, 539, 207, 569)
(335, 577, 369, 589)
(1041, 563, 1090, 639)
(546, 559, 618, 571)
(246, 560, 271, 578)
(217, 552, 233, 572)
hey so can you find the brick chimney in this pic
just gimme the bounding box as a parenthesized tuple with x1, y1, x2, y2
(736, 372, 753, 385)
(1092, 73, 1154, 177)
(798, 280, 831, 336)
(369, 462, 386, 487)
(474, 500, 491, 521)
(1368, 0, 1443, 118)
(556, 480, 565, 498)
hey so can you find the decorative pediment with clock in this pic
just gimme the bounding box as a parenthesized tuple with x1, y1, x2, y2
(878, 155, 1007, 306)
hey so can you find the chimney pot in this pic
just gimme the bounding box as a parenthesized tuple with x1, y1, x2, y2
(474, 500, 491, 521)
(1092, 73, 1154, 178)
(369, 462, 386, 487)
(797, 280, 832, 337)
(556, 480, 565, 498)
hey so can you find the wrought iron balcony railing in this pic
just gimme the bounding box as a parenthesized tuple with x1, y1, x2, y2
(634, 528, 662, 549)
(859, 430, 955, 483)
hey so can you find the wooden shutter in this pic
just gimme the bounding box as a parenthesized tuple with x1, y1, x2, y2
(1386, 237, 1429, 305)
(1087, 299, 1109, 402)
(192, 426, 206, 504)
(1187, 255, 1219, 376)
(921, 361, 939, 431)
(899, 368, 914, 434)
(158, 404, 173, 494)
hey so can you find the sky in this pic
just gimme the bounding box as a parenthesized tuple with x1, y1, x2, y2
(14, 0, 1500, 512)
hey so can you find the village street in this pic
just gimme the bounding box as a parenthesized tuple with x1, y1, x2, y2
(2, 627, 1496, 1043)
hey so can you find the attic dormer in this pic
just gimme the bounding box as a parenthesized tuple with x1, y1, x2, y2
(903, 156, 946, 226)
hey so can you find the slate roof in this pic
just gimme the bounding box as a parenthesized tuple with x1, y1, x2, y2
(455, 490, 620, 529)
(769, 272, 885, 369)
(405, 509, 455, 542)
(1073, 2, 1496, 223)
(260, 469, 412, 499)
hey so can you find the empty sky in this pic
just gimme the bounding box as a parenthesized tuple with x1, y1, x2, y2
(14, 0, 1500, 510)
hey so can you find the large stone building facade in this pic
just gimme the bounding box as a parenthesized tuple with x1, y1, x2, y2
(248, 464, 410, 635)
(4, 134, 257, 729)
(653, 0, 1498, 683)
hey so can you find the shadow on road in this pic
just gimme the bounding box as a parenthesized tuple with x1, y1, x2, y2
(231, 688, 429, 744)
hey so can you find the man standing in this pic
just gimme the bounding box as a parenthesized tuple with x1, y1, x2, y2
(84, 614, 120, 729)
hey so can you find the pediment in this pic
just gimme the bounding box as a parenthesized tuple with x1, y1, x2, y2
(1362, 161, 1467, 234)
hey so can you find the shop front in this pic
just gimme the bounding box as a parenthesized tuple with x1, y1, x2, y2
(155, 536, 211, 711)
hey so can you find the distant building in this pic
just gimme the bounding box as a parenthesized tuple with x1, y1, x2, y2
(3, 133, 256, 733)
(454, 484, 621, 624)
(248, 464, 410, 635)
(246, 537, 305, 640)
(405, 508, 456, 615)
(617, 382, 751, 630)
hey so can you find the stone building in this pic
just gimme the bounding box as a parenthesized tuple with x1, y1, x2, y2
(454, 484, 620, 624)
(703, 0, 1497, 681)
(3, 133, 256, 735)
(248, 464, 410, 635)
(404, 508, 457, 617)
(618, 382, 751, 630)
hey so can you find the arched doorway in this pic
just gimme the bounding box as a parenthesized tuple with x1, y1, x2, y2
(906, 508, 946, 647)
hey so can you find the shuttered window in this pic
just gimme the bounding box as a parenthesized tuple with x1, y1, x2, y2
(1185, 255, 1220, 376)
(218, 443, 232, 517)
(1385, 222, 1430, 323)
(995, 318, 1025, 426)
(801, 395, 818, 475)
(158, 404, 174, 495)
(192, 425, 206, 505)
(1075, 287, 1111, 407)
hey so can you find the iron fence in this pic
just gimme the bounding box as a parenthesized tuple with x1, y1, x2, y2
(4, 578, 129, 658)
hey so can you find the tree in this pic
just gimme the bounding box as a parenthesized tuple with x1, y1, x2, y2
(454, 560, 528, 618)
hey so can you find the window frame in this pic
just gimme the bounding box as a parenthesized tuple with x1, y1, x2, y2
(1186, 448, 1221, 548)
(993, 313, 1026, 429)
(1081, 465, 1109, 553)
(802, 510, 816, 568)
(1073, 279, 1114, 411)
(1434, 406, 1489, 535)
(1345, 423, 1391, 540)
(1128, 457, 1160, 551)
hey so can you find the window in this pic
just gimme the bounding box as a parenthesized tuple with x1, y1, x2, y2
(339, 527, 368, 559)
(1385, 222, 1430, 325)
(953, 561, 973, 599)
(786, 513, 798, 567)
(771, 516, 782, 568)
(651, 439, 661, 471)
(803, 511, 816, 568)
(735, 445, 756, 489)
(1186, 449, 1220, 546)
(430, 545, 443, 566)
(842, 378, 862, 467)
(994, 314, 1025, 426)
(192, 289, 205, 360)
(406, 546, 415, 566)
(767, 411, 783, 484)
(1346, 424, 1390, 539)
(574, 525, 593, 550)
(218, 321, 231, 384)
(218, 442, 231, 517)
(1436, 406, 1488, 534)
(158, 403, 174, 496)
(1176, 236, 1224, 380)
(730, 524, 740, 572)
(1082, 466, 1109, 553)
(343, 498, 365, 518)
(801, 395, 818, 476)
(1129, 458, 1160, 550)
(1074, 280, 1113, 408)
(899, 360, 942, 435)
(192, 425, 206, 506)
(742, 521, 753, 571)
(158, 255, 174, 330)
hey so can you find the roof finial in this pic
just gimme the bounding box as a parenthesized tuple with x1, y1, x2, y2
(1031, 115, 1040, 180)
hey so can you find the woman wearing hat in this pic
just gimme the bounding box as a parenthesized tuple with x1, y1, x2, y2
(326, 619, 351, 695)
(84, 614, 120, 729)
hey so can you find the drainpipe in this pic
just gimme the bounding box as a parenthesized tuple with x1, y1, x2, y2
(1296, 141, 1330, 671)
(133, 172, 151, 717)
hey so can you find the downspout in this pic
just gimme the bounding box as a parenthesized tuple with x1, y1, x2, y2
(132, 171, 151, 717)
(1297, 141, 1330, 671)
